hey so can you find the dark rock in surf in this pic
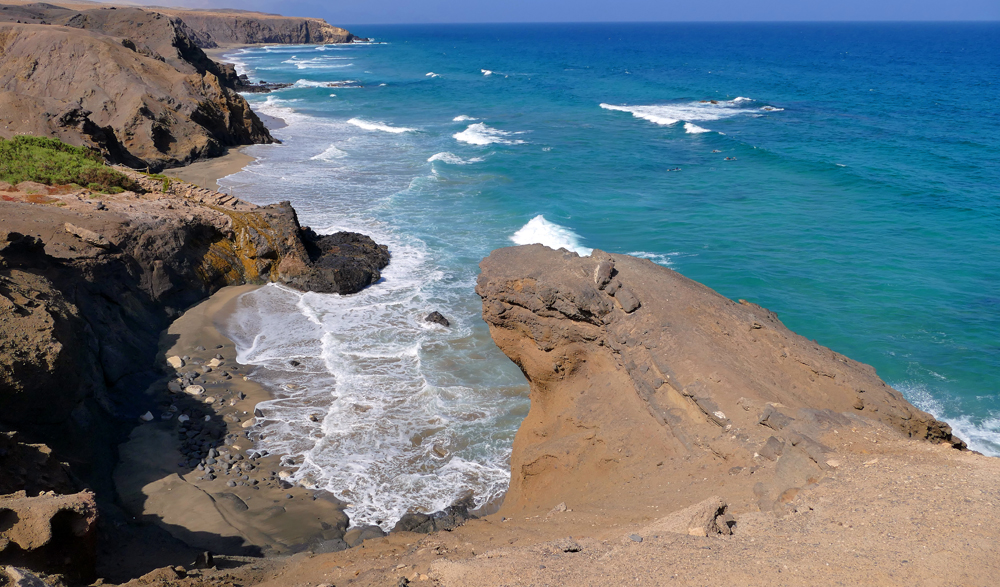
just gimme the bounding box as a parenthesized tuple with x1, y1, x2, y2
(425, 311, 450, 327)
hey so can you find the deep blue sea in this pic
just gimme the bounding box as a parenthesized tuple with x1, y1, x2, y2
(216, 23, 1000, 528)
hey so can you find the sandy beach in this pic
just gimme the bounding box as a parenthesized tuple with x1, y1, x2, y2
(166, 148, 258, 191)
(113, 285, 353, 558)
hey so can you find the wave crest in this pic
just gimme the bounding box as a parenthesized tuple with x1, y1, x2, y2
(347, 118, 416, 134)
(510, 215, 592, 256)
(454, 123, 525, 146)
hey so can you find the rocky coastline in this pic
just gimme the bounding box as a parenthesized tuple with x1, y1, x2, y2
(2, 3, 999, 586)
(0, 2, 359, 172)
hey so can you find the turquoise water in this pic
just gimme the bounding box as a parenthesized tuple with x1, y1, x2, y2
(218, 23, 1000, 528)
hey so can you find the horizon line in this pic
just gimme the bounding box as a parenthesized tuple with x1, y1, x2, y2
(331, 19, 1000, 26)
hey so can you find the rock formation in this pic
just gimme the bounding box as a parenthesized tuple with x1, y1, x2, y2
(152, 8, 357, 46)
(0, 178, 388, 513)
(476, 245, 964, 515)
(0, 490, 99, 582)
(0, 5, 276, 170)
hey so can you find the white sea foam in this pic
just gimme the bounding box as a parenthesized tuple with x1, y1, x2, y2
(684, 122, 711, 134)
(898, 381, 1000, 456)
(600, 97, 782, 128)
(347, 118, 416, 134)
(293, 79, 360, 88)
(426, 72, 441, 78)
(628, 251, 681, 266)
(510, 215, 592, 256)
(481, 69, 494, 76)
(216, 100, 525, 530)
(282, 56, 354, 70)
(453, 123, 525, 146)
(427, 152, 484, 165)
(453, 115, 477, 122)
(311, 144, 347, 160)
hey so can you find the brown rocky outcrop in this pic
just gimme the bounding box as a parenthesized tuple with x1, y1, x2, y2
(0, 490, 98, 582)
(0, 180, 388, 503)
(152, 8, 356, 47)
(476, 245, 964, 514)
(0, 19, 272, 170)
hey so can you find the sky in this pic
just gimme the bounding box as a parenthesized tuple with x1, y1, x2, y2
(140, 0, 1000, 24)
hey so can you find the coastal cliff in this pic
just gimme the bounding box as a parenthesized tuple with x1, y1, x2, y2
(0, 2, 359, 172)
(0, 171, 388, 580)
(0, 17, 271, 170)
(475, 245, 963, 514)
(153, 8, 357, 46)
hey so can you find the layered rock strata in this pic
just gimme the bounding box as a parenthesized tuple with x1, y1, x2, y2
(476, 245, 963, 515)
(153, 8, 357, 46)
(0, 6, 274, 170)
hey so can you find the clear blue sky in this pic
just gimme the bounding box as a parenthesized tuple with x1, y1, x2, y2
(149, 0, 999, 24)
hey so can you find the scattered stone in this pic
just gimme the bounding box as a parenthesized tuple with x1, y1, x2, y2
(195, 346, 206, 352)
(4, 566, 59, 587)
(193, 551, 214, 569)
(425, 311, 450, 327)
(166, 356, 185, 369)
(629, 534, 643, 543)
(139, 411, 154, 422)
(184, 385, 206, 396)
(241, 418, 256, 429)
(615, 287, 641, 313)
(64, 222, 110, 248)
(177, 414, 190, 423)
(758, 436, 785, 461)
(167, 380, 183, 393)
(593, 258, 614, 289)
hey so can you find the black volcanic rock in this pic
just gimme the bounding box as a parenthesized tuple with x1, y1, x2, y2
(280, 229, 390, 295)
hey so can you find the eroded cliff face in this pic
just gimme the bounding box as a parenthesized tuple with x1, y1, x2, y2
(0, 19, 272, 170)
(477, 245, 963, 515)
(154, 8, 356, 46)
(0, 178, 388, 497)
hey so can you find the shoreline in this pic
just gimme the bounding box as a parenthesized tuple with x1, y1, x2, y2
(165, 47, 288, 190)
(166, 147, 257, 191)
(114, 284, 352, 557)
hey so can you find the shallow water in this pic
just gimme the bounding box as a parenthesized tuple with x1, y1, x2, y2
(218, 23, 1000, 528)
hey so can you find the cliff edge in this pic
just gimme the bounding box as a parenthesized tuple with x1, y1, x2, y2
(475, 245, 963, 514)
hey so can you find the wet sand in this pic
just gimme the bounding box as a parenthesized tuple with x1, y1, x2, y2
(166, 148, 257, 191)
(114, 285, 351, 558)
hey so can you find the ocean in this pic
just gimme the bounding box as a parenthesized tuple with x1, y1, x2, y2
(216, 23, 1000, 529)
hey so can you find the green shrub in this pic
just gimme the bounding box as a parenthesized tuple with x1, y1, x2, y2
(0, 135, 140, 193)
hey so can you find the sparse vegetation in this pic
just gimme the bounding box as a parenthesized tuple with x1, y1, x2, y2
(0, 135, 139, 193)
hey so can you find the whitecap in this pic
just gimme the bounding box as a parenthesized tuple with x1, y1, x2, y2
(311, 144, 347, 161)
(282, 56, 354, 70)
(900, 382, 1000, 456)
(426, 72, 441, 78)
(454, 123, 525, 146)
(628, 251, 680, 266)
(453, 115, 477, 122)
(600, 97, 782, 128)
(293, 79, 361, 88)
(427, 152, 484, 165)
(347, 118, 416, 134)
(684, 122, 711, 134)
(481, 69, 494, 76)
(510, 215, 592, 256)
